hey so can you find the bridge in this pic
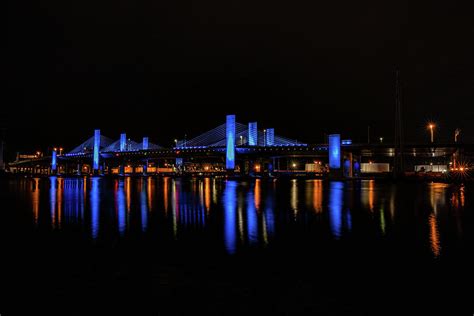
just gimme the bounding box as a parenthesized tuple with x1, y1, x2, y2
(6, 114, 474, 178)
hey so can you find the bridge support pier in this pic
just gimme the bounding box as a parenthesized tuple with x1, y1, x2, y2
(226, 114, 236, 171)
(92, 129, 101, 175)
(328, 134, 342, 178)
(51, 149, 57, 175)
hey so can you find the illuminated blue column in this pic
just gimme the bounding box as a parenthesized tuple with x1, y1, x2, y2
(225, 115, 235, 170)
(248, 122, 257, 146)
(328, 134, 341, 170)
(93, 129, 101, 173)
(226, 115, 236, 170)
(120, 133, 127, 152)
(265, 128, 274, 146)
(51, 149, 57, 174)
(143, 137, 149, 175)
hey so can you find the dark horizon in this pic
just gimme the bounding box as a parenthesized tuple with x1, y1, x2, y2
(6, 0, 474, 154)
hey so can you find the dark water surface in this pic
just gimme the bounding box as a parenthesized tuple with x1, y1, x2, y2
(2, 177, 473, 314)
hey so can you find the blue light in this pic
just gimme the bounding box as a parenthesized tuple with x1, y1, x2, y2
(342, 139, 352, 145)
(120, 133, 126, 152)
(328, 134, 341, 169)
(117, 179, 126, 235)
(142, 137, 149, 150)
(140, 180, 148, 232)
(51, 149, 57, 172)
(264, 196, 275, 240)
(90, 178, 100, 239)
(50, 176, 57, 225)
(265, 128, 274, 146)
(175, 158, 183, 166)
(329, 181, 343, 239)
(226, 115, 235, 170)
(223, 181, 237, 254)
(93, 129, 101, 172)
(247, 190, 258, 245)
(248, 122, 257, 146)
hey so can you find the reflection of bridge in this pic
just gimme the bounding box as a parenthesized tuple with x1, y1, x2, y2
(7, 114, 474, 177)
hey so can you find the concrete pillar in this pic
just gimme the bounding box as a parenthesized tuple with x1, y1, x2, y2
(120, 133, 127, 152)
(248, 122, 257, 146)
(226, 114, 236, 170)
(51, 149, 57, 174)
(265, 128, 274, 146)
(328, 134, 341, 177)
(93, 129, 101, 174)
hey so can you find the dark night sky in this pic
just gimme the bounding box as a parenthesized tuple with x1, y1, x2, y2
(6, 0, 474, 154)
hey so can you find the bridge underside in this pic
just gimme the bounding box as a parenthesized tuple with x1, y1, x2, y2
(9, 142, 472, 178)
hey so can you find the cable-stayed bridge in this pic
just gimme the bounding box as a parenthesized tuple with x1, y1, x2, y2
(6, 114, 474, 178)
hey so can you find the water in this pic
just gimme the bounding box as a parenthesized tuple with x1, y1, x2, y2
(2, 177, 473, 314)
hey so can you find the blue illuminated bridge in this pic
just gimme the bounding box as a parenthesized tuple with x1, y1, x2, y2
(7, 114, 474, 178)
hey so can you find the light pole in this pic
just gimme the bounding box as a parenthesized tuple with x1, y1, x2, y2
(428, 123, 435, 143)
(379, 137, 383, 144)
(263, 129, 266, 147)
(454, 128, 461, 143)
(240, 135, 243, 146)
(174, 139, 178, 147)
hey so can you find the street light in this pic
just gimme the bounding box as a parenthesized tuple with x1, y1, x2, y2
(240, 135, 243, 146)
(379, 137, 383, 144)
(428, 123, 435, 143)
(174, 139, 178, 147)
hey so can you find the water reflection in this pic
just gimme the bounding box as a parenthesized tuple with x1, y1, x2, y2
(171, 179, 179, 238)
(31, 178, 40, 225)
(140, 179, 148, 232)
(329, 181, 343, 239)
(63, 178, 85, 225)
(246, 187, 258, 245)
(263, 191, 275, 245)
(90, 178, 100, 239)
(204, 177, 211, 212)
(50, 176, 57, 227)
(15, 177, 472, 257)
(429, 213, 441, 257)
(115, 179, 126, 236)
(223, 181, 237, 254)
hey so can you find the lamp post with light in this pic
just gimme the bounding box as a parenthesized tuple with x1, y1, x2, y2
(428, 123, 435, 143)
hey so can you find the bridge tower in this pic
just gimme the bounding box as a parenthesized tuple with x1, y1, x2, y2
(248, 122, 257, 146)
(93, 129, 101, 175)
(226, 115, 236, 170)
(51, 149, 57, 174)
(328, 134, 341, 177)
(120, 133, 127, 152)
(265, 128, 275, 146)
(143, 137, 149, 175)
